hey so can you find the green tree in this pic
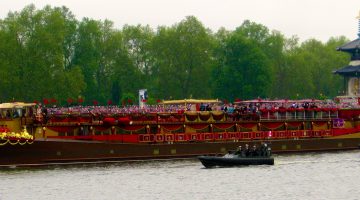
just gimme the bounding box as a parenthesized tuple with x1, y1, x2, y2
(111, 30, 141, 104)
(73, 18, 102, 103)
(152, 16, 214, 99)
(0, 5, 353, 104)
(0, 5, 85, 103)
(122, 24, 155, 99)
(74, 18, 139, 105)
(213, 32, 271, 101)
(210, 27, 232, 100)
(122, 25, 154, 77)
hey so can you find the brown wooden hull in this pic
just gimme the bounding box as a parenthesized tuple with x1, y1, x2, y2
(1, 137, 360, 167)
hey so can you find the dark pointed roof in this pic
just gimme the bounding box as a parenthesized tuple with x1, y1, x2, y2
(334, 64, 360, 76)
(337, 38, 360, 53)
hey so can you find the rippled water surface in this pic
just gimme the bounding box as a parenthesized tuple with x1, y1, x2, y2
(1, 150, 360, 200)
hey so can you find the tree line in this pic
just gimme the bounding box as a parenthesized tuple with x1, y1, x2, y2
(0, 5, 351, 105)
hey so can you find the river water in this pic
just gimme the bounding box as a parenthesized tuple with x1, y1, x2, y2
(0, 150, 360, 200)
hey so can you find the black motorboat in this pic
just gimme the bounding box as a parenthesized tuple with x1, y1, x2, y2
(199, 144, 274, 168)
(198, 154, 274, 168)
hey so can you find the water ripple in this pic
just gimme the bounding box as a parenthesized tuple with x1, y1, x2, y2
(0, 150, 360, 200)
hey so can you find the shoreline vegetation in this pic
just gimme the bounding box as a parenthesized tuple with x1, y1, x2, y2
(0, 4, 350, 106)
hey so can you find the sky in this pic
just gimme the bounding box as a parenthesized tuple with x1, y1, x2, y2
(1, 0, 360, 42)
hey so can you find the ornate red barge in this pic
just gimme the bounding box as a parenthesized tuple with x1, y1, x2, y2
(1, 98, 360, 167)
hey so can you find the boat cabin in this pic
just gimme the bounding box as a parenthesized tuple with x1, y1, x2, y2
(0, 102, 36, 132)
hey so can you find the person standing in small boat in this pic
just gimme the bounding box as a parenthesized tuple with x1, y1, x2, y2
(260, 142, 267, 156)
(235, 146, 243, 157)
(244, 144, 250, 157)
(236, 145, 247, 157)
(251, 145, 259, 157)
(265, 143, 271, 157)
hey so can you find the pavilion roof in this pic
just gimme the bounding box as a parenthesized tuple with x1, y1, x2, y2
(337, 38, 360, 53)
(334, 65, 360, 75)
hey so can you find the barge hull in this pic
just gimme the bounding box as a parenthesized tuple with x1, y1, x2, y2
(1, 137, 359, 167)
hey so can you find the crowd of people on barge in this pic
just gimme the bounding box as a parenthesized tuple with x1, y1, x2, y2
(0, 98, 350, 121)
(39, 99, 341, 116)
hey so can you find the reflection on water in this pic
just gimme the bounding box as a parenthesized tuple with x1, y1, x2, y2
(0, 150, 360, 200)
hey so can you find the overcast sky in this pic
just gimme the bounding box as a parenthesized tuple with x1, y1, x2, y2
(1, 0, 360, 42)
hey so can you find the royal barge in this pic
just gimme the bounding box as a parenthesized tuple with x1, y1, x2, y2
(0, 96, 360, 167)
(2, 21, 360, 167)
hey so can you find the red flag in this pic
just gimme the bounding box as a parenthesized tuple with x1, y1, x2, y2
(50, 98, 57, 104)
(67, 98, 73, 104)
(107, 100, 113, 105)
(43, 98, 49, 105)
(93, 100, 98, 106)
(78, 98, 84, 104)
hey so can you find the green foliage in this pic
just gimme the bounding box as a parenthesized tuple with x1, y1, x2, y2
(0, 5, 353, 104)
(151, 16, 214, 99)
(121, 92, 136, 105)
(212, 31, 272, 100)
